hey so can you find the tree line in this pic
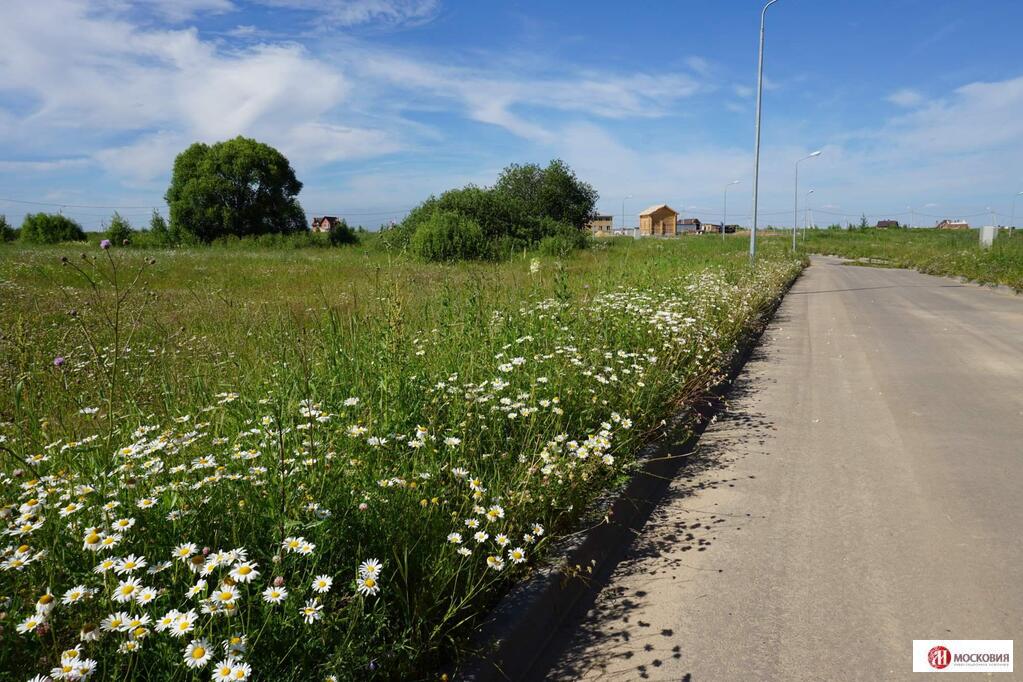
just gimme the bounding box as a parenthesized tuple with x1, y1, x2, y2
(4, 137, 598, 260)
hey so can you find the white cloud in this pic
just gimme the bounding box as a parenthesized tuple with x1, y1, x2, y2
(0, 158, 92, 172)
(886, 88, 924, 107)
(256, 0, 438, 27)
(357, 52, 706, 141)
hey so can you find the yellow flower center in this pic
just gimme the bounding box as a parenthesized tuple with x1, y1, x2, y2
(39, 594, 54, 604)
(17, 544, 29, 553)
(192, 647, 206, 659)
(219, 591, 233, 600)
(237, 566, 251, 575)
(27, 498, 38, 506)
(364, 578, 376, 588)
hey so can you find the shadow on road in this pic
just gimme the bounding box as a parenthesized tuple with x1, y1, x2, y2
(535, 339, 780, 681)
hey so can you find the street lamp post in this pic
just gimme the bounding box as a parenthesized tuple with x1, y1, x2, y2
(723, 180, 740, 241)
(750, 0, 780, 262)
(1011, 191, 1023, 230)
(793, 150, 821, 251)
(622, 194, 632, 236)
(803, 189, 814, 240)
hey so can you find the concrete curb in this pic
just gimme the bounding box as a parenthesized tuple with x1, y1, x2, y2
(452, 268, 802, 682)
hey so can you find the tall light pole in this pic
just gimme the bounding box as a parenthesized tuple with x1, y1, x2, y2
(803, 188, 814, 240)
(1011, 191, 1023, 230)
(750, 0, 780, 262)
(793, 150, 821, 251)
(621, 194, 632, 236)
(723, 180, 740, 241)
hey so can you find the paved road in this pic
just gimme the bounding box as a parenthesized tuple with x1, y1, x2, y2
(541, 257, 1023, 681)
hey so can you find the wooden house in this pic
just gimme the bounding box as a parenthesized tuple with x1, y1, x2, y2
(638, 204, 678, 237)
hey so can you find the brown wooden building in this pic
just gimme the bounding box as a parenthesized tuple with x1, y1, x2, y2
(638, 204, 678, 237)
(936, 219, 970, 230)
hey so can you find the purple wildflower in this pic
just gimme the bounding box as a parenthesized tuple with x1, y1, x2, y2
(100, 239, 111, 250)
(53, 356, 65, 368)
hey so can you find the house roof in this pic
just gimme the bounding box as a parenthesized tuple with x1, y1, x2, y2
(639, 204, 678, 216)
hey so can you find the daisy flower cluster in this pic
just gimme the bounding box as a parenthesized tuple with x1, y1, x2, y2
(0, 244, 800, 680)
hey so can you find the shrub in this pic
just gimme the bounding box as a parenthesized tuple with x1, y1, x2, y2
(328, 219, 358, 246)
(104, 212, 134, 245)
(0, 215, 16, 242)
(19, 212, 87, 243)
(494, 159, 598, 229)
(396, 160, 599, 261)
(411, 210, 489, 262)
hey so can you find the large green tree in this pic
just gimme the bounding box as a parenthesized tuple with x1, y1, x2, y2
(493, 159, 598, 229)
(165, 136, 306, 242)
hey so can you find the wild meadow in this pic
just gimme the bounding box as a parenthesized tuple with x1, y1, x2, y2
(804, 227, 1023, 291)
(0, 236, 800, 680)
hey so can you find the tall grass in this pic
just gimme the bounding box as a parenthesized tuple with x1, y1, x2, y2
(804, 228, 1023, 291)
(0, 237, 800, 680)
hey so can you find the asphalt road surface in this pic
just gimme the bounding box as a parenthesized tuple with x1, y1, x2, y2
(540, 256, 1022, 681)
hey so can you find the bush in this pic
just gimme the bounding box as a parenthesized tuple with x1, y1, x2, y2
(410, 210, 489, 262)
(19, 213, 87, 244)
(328, 219, 358, 246)
(538, 220, 591, 258)
(105, 212, 134, 245)
(0, 215, 16, 242)
(395, 160, 599, 261)
(494, 159, 598, 229)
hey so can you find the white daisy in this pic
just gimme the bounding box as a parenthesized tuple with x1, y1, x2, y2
(183, 639, 212, 669)
(310, 575, 333, 593)
(262, 585, 288, 604)
(300, 598, 323, 624)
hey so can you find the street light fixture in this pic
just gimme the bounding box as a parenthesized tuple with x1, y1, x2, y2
(750, 0, 781, 262)
(793, 150, 821, 251)
(723, 180, 740, 241)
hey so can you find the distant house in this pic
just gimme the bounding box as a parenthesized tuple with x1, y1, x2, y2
(311, 216, 341, 232)
(702, 222, 722, 234)
(876, 219, 900, 229)
(677, 218, 701, 234)
(587, 214, 614, 236)
(936, 219, 970, 230)
(638, 204, 678, 237)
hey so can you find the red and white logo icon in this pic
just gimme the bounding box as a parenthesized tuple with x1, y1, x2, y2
(928, 646, 952, 670)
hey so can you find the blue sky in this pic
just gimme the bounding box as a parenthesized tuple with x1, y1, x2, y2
(2, 0, 1023, 230)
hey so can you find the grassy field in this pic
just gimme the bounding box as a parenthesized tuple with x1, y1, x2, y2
(803, 228, 1023, 291)
(0, 236, 800, 680)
